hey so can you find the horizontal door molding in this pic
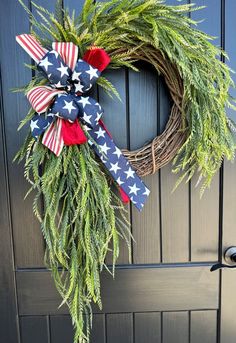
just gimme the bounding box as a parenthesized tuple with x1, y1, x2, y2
(17, 266, 219, 315)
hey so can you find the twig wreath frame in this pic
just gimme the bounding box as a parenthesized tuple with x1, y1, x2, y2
(122, 52, 186, 176)
(15, 0, 236, 342)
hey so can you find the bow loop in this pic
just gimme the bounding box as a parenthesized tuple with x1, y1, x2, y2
(52, 42, 78, 71)
(38, 50, 72, 87)
(30, 112, 55, 139)
(72, 59, 100, 93)
(16, 34, 48, 63)
(27, 86, 66, 114)
(42, 118, 64, 156)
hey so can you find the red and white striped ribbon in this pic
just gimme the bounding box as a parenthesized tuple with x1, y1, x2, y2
(41, 43, 78, 155)
(42, 118, 64, 156)
(27, 86, 66, 113)
(16, 35, 79, 156)
(16, 34, 47, 63)
(52, 42, 78, 70)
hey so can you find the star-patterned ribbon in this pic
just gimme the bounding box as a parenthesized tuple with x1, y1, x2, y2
(16, 34, 150, 210)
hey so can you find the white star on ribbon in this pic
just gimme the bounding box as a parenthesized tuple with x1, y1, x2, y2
(116, 176, 124, 185)
(72, 71, 82, 81)
(82, 112, 92, 124)
(30, 119, 39, 131)
(109, 162, 121, 174)
(129, 183, 140, 196)
(124, 167, 135, 179)
(78, 97, 90, 108)
(74, 83, 84, 93)
(95, 112, 102, 123)
(39, 57, 53, 71)
(63, 100, 76, 114)
(113, 146, 122, 158)
(57, 63, 69, 78)
(86, 65, 99, 80)
(95, 127, 106, 138)
(143, 187, 150, 196)
(100, 142, 111, 155)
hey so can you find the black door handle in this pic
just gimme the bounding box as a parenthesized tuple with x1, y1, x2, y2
(210, 247, 236, 272)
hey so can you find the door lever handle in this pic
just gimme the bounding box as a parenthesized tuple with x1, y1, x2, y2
(211, 247, 236, 272)
(210, 263, 236, 272)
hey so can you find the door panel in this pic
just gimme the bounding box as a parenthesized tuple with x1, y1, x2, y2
(189, 0, 221, 264)
(163, 311, 189, 343)
(191, 173, 219, 262)
(16, 267, 218, 315)
(129, 65, 161, 264)
(134, 312, 161, 343)
(0, 0, 45, 269)
(221, 2, 236, 341)
(20, 316, 49, 343)
(1, 0, 236, 342)
(106, 313, 133, 343)
(0, 65, 19, 343)
(19, 311, 219, 343)
(190, 310, 218, 343)
(161, 164, 190, 263)
(50, 316, 75, 343)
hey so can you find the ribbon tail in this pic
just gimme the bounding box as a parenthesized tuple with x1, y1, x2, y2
(89, 125, 150, 211)
(99, 119, 130, 204)
(42, 118, 64, 156)
(16, 34, 48, 63)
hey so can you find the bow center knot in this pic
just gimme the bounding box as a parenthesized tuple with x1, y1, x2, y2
(37, 50, 103, 127)
(65, 84, 72, 93)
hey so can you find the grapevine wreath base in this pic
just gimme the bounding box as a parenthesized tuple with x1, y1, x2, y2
(15, 0, 236, 342)
(122, 51, 186, 176)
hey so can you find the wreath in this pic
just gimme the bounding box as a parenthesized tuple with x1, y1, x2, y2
(15, 0, 236, 342)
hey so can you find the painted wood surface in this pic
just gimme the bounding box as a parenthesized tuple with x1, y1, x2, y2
(0, 0, 236, 342)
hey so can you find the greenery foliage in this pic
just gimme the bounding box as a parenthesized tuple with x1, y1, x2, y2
(17, 0, 236, 190)
(15, 134, 131, 342)
(16, 0, 236, 341)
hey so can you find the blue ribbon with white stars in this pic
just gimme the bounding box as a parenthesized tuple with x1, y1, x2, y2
(30, 48, 150, 210)
(89, 126, 150, 211)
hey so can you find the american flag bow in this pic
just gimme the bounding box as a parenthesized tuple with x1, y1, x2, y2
(16, 34, 150, 211)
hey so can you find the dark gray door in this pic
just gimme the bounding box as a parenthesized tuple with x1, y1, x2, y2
(1, 0, 236, 342)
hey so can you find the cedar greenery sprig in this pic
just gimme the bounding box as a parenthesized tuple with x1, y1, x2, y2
(15, 137, 131, 342)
